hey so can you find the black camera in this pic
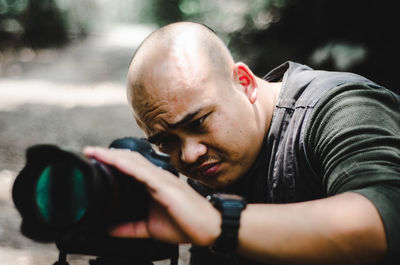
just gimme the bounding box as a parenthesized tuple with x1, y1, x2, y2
(12, 137, 179, 265)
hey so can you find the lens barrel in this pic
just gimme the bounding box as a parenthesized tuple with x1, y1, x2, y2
(12, 137, 178, 242)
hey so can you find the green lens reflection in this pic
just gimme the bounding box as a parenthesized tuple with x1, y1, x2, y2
(35, 163, 88, 226)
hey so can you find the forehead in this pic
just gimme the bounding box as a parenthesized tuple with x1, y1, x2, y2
(134, 78, 213, 134)
(129, 42, 223, 135)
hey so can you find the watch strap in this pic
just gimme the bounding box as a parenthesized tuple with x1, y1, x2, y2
(208, 193, 247, 253)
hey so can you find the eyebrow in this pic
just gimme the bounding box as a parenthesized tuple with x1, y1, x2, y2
(147, 108, 202, 144)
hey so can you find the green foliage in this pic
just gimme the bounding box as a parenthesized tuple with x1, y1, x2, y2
(150, 0, 288, 61)
(0, 0, 29, 15)
(1, 0, 397, 89)
(0, 0, 89, 49)
(152, 0, 285, 37)
(150, 0, 398, 90)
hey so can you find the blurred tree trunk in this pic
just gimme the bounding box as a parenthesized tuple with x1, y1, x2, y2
(21, 0, 68, 48)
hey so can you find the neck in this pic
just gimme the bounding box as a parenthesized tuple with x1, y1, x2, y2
(256, 76, 282, 134)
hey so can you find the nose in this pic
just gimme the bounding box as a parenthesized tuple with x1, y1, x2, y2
(180, 138, 207, 164)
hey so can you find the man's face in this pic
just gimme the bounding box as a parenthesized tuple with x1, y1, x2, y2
(131, 64, 264, 189)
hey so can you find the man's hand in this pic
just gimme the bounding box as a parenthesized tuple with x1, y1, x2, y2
(83, 146, 221, 246)
(83, 147, 387, 265)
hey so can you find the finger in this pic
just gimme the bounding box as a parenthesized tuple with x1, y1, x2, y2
(83, 146, 158, 184)
(83, 146, 125, 164)
(109, 221, 150, 239)
(83, 146, 183, 197)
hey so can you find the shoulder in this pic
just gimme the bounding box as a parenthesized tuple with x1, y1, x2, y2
(306, 83, 400, 140)
(303, 82, 400, 190)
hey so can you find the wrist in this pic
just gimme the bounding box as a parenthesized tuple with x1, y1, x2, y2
(191, 196, 222, 246)
(207, 193, 247, 253)
(209, 205, 222, 246)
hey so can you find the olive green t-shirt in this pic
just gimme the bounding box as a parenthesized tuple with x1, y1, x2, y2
(304, 83, 400, 263)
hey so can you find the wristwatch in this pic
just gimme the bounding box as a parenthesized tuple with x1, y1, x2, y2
(207, 193, 247, 253)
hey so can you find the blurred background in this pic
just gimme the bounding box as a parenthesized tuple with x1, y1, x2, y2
(0, 0, 397, 264)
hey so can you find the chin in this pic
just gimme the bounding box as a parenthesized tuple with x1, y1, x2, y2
(187, 169, 240, 189)
(204, 176, 237, 190)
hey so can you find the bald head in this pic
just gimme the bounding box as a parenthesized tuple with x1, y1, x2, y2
(126, 22, 235, 123)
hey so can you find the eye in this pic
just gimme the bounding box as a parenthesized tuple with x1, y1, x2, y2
(156, 135, 179, 153)
(188, 114, 209, 132)
(192, 116, 205, 128)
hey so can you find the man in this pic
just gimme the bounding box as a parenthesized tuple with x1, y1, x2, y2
(84, 22, 400, 264)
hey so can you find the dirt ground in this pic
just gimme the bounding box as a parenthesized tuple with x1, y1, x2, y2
(0, 24, 190, 265)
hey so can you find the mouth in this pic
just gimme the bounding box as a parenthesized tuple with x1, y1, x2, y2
(196, 162, 221, 178)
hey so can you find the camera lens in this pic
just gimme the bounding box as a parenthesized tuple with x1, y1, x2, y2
(13, 138, 178, 244)
(35, 162, 89, 227)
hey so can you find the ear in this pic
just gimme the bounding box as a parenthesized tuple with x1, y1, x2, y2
(233, 62, 258, 104)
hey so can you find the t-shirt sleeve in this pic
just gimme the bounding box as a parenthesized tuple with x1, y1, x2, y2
(304, 83, 400, 263)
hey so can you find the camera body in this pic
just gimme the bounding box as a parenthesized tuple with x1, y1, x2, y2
(12, 137, 179, 262)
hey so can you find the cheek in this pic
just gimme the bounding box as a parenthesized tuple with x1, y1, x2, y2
(209, 117, 246, 156)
